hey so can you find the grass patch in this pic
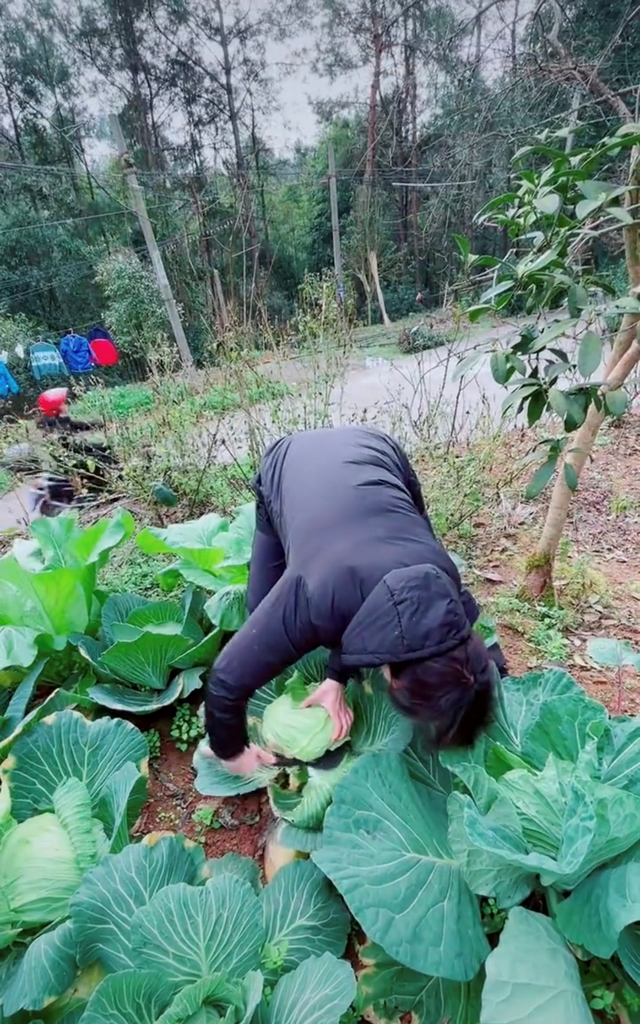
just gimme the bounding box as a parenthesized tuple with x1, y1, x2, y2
(99, 538, 167, 597)
(488, 593, 572, 662)
(72, 376, 292, 426)
(0, 469, 14, 497)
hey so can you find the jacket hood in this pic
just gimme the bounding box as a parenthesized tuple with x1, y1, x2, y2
(340, 564, 471, 667)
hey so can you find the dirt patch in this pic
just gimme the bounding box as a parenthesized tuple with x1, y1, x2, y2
(467, 416, 640, 715)
(133, 719, 273, 862)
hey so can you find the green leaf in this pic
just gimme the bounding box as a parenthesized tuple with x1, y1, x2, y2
(136, 513, 230, 568)
(348, 670, 413, 755)
(535, 191, 561, 215)
(194, 740, 277, 797)
(54, 777, 103, 873)
(0, 659, 46, 741)
(80, 970, 176, 1024)
(563, 463, 579, 492)
(71, 835, 207, 973)
(453, 233, 471, 259)
(357, 940, 483, 1024)
(576, 197, 604, 220)
(131, 875, 264, 983)
(279, 822, 323, 853)
(0, 687, 87, 758)
(269, 760, 354, 830)
(204, 584, 248, 631)
(206, 852, 262, 893)
(526, 389, 546, 427)
(261, 860, 350, 977)
(25, 509, 135, 571)
(1, 920, 78, 1016)
(97, 761, 148, 853)
(568, 285, 589, 318)
(525, 457, 557, 499)
(4, 710, 148, 821)
(601, 718, 640, 794)
(0, 627, 41, 672)
(605, 388, 629, 417)
(98, 632, 194, 690)
(490, 352, 510, 385)
(619, 924, 640, 984)
(260, 953, 356, 1024)
(577, 331, 603, 378)
(313, 753, 489, 982)
(480, 908, 593, 1024)
(99, 593, 150, 644)
(547, 387, 569, 417)
(88, 675, 186, 714)
(587, 637, 640, 669)
(556, 843, 640, 958)
(157, 972, 261, 1024)
(608, 206, 635, 225)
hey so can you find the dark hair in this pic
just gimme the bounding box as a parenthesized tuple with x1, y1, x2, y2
(388, 633, 495, 748)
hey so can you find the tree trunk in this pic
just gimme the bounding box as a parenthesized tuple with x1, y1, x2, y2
(361, 9, 391, 327)
(214, 0, 259, 319)
(524, 314, 640, 597)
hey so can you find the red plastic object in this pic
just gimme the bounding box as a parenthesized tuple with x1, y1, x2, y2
(37, 387, 69, 417)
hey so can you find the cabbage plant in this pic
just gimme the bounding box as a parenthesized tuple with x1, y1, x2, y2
(137, 503, 255, 632)
(79, 588, 221, 713)
(1, 834, 355, 1024)
(310, 668, 640, 1023)
(0, 510, 134, 687)
(194, 650, 413, 852)
(0, 709, 148, 1019)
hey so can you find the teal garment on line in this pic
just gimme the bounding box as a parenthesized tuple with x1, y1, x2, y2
(29, 341, 69, 380)
(0, 362, 20, 397)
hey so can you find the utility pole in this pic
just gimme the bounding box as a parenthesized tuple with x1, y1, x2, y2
(109, 114, 194, 370)
(327, 143, 344, 303)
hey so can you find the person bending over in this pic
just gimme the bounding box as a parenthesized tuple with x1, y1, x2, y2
(205, 426, 507, 773)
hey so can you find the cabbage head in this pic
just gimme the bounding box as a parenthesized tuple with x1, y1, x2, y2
(261, 673, 349, 762)
(0, 776, 108, 932)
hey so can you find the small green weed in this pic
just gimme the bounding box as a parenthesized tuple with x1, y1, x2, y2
(490, 594, 571, 662)
(192, 805, 222, 831)
(171, 703, 203, 752)
(481, 897, 507, 935)
(146, 728, 161, 760)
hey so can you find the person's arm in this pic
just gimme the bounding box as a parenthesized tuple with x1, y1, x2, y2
(205, 571, 321, 761)
(246, 495, 286, 613)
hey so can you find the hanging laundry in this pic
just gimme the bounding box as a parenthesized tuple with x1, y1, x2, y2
(0, 363, 20, 398)
(87, 324, 114, 343)
(60, 332, 94, 374)
(0, 350, 8, 363)
(14, 343, 25, 360)
(87, 324, 119, 367)
(29, 340, 69, 381)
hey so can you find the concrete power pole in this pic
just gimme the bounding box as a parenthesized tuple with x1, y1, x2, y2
(327, 143, 344, 303)
(109, 114, 194, 370)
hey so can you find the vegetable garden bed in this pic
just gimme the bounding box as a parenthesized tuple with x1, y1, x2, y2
(2, 504, 640, 1023)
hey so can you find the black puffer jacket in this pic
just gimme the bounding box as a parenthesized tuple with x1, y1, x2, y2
(205, 427, 480, 759)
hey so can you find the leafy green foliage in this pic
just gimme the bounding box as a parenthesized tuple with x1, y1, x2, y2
(0, 511, 134, 682)
(171, 703, 204, 752)
(137, 504, 254, 631)
(80, 589, 220, 714)
(261, 672, 345, 762)
(68, 842, 353, 1024)
(194, 659, 412, 844)
(459, 125, 640, 493)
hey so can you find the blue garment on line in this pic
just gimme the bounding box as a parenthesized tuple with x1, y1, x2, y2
(60, 333, 94, 374)
(0, 363, 20, 398)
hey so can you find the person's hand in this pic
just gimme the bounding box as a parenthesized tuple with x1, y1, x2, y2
(201, 742, 276, 775)
(302, 678, 353, 742)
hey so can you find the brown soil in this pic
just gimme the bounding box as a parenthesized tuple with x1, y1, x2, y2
(133, 717, 273, 861)
(471, 414, 640, 716)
